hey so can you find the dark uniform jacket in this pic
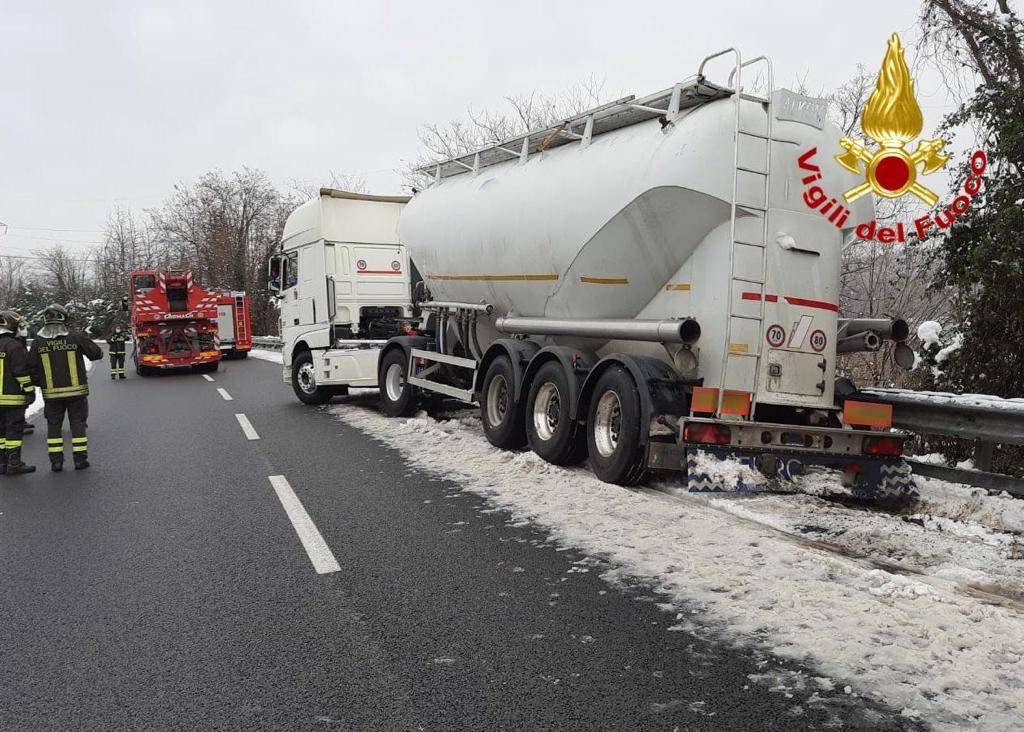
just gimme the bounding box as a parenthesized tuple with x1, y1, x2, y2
(109, 332, 128, 354)
(0, 333, 34, 407)
(29, 331, 103, 400)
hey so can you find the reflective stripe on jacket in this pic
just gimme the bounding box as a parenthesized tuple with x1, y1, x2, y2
(30, 332, 103, 400)
(0, 333, 34, 407)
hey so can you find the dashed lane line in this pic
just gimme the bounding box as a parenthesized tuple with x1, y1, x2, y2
(202, 374, 215, 382)
(217, 388, 233, 401)
(267, 475, 341, 575)
(235, 413, 260, 440)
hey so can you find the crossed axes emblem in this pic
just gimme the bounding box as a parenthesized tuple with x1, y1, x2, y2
(835, 137, 949, 207)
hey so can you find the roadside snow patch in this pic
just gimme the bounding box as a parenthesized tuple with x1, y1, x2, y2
(249, 349, 284, 364)
(333, 402, 1024, 730)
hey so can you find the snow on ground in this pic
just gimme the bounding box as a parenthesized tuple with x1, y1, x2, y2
(332, 400, 1024, 730)
(249, 349, 284, 364)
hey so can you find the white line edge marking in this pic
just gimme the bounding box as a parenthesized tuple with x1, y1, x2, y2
(217, 387, 233, 401)
(234, 413, 260, 440)
(202, 374, 215, 382)
(267, 475, 340, 575)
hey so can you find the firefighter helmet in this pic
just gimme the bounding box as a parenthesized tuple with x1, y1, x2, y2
(0, 309, 22, 331)
(42, 304, 70, 325)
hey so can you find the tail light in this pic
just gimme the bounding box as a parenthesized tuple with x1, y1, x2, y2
(863, 436, 904, 456)
(684, 423, 732, 445)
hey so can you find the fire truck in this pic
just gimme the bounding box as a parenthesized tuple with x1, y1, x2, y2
(128, 270, 225, 375)
(214, 290, 253, 359)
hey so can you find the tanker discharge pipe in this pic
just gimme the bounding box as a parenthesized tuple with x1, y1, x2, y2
(494, 316, 701, 345)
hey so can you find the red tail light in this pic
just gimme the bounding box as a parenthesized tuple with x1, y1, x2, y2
(684, 423, 732, 445)
(863, 436, 904, 456)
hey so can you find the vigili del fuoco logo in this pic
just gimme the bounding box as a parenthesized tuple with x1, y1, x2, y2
(797, 33, 986, 243)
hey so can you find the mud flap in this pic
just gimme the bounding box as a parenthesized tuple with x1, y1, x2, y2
(685, 448, 771, 493)
(854, 460, 919, 500)
(685, 447, 918, 500)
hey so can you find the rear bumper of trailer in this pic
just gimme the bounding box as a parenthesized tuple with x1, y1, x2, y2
(648, 417, 908, 472)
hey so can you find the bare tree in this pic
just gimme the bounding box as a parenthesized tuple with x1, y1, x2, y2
(405, 77, 609, 188)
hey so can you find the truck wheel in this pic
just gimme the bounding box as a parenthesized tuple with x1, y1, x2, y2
(526, 361, 586, 465)
(480, 355, 526, 449)
(291, 350, 332, 405)
(379, 348, 418, 417)
(586, 366, 646, 486)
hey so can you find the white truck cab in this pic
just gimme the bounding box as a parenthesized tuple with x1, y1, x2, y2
(269, 188, 414, 396)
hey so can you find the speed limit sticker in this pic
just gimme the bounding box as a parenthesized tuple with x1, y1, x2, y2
(810, 329, 827, 352)
(766, 324, 786, 348)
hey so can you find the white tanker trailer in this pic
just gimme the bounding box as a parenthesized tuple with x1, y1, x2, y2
(271, 49, 915, 495)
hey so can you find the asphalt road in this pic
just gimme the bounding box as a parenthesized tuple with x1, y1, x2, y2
(0, 348, 920, 731)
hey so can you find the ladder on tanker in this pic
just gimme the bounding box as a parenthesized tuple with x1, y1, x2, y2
(699, 50, 774, 417)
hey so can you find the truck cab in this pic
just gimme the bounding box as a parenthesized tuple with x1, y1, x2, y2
(269, 188, 414, 393)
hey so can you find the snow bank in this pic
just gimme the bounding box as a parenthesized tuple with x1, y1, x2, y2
(249, 349, 284, 364)
(332, 403, 1024, 730)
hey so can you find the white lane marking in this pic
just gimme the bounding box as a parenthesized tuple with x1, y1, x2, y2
(235, 413, 260, 440)
(267, 475, 341, 575)
(217, 388, 233, 401)
(202, 374, 215, 382)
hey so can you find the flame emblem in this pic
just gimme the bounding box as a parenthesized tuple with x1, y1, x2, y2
(835, 34, 948, 206)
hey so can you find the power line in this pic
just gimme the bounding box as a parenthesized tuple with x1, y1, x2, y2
(0, 252, 95, 264)
(8, 225, 104, 234)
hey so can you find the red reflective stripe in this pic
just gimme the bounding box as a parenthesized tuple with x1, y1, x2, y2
(740, 292, 838, 312)
(356, 270, 403, 275)
(784, 296, 839, 312)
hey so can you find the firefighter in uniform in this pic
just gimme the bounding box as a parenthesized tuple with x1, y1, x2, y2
(108, 325, 128, 380)
(29, 305, 103, 471)
(0, 310, 37, 475)
(13, 313, 35, 435)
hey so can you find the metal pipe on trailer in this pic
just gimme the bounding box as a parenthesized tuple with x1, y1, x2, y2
(494, 316, 701, 345)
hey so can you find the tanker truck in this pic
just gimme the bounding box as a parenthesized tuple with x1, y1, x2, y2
(270, 49, 914, 495)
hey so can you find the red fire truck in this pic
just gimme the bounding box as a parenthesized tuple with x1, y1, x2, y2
(214, 290, 252, 359)
(129, 270, 225, 375)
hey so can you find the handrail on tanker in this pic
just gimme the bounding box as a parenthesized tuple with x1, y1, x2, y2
(697, 48, 741, 86)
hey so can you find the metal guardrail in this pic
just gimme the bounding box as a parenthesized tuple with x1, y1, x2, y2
(855, 388, 1024, 497)
(252, 336, 284, 351)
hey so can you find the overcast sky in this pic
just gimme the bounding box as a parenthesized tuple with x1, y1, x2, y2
(1, 1, 960, 262)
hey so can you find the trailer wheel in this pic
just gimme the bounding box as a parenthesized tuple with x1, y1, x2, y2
(586, 366, 646, 486)
(291, 350, 332, 405)
(378, 348, 418, 417)
(526, 361, 587, 465)
(480, 355, 527, 448)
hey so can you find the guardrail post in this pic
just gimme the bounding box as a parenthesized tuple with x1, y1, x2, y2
(975, 441, 995, 472)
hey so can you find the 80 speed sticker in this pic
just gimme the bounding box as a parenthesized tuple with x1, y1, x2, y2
(810, 329, 827, 352)
(766, 324, 786, 347)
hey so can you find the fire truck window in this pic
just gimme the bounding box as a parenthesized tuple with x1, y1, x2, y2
(133, 274, 156, 295)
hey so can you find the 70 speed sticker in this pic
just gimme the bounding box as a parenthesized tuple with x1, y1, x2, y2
(766, 324, 786, 347)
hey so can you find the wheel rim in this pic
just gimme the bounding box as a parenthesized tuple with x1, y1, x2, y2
(298, 362, 317, 394)
(385, 362, 405, 402)
(486, 374, 509, 427)
(593, 390, 622, 458)
(532, 382, 561, 442)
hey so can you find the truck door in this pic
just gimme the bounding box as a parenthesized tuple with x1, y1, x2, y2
(280, 244, 328, 329)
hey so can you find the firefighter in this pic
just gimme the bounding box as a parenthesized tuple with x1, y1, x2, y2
(29, 305, 102, 471)
(108, 325, 128, 380)
(13, 313, 35, 436)
(0, 310, 37, 475)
